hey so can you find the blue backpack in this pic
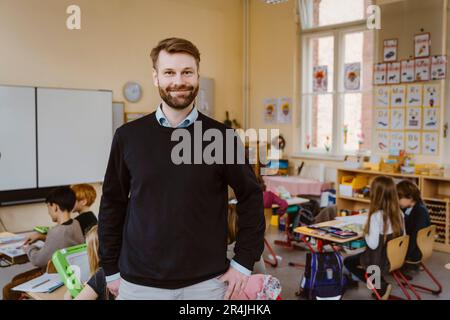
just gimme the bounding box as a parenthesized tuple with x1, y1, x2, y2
(297, 251, 347, 300)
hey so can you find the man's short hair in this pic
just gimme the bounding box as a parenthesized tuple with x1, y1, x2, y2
(45, 187, 76, 213)
(150, 38, 201, 70)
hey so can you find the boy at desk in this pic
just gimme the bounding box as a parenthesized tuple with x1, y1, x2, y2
(23, 187, 84, 268)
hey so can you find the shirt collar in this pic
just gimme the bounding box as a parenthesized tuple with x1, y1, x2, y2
(155, 104, 198, 128)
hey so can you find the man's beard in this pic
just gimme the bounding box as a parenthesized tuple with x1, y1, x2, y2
(159, 84, 199, 110)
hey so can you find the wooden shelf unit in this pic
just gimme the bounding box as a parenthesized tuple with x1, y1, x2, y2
(336, 168, 450, 253)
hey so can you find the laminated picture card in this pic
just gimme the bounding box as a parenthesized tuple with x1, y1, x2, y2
(375, 86, 390, 108)
(401, 59, 415, 83)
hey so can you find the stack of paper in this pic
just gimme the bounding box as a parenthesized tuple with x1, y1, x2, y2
(0, 235, 26, 245)
(12, 273, 64, 293)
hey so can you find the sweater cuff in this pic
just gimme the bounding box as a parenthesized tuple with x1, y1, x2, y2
(103, 264, 120, 278)
(105, 273, 121, 283)
(230, 259, 252, 276)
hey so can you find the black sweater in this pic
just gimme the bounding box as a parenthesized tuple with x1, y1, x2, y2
(98, 112, 265, 289)
(75, 211, 98, 236)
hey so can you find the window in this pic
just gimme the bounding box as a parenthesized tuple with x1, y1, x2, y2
(300, 0, 374, 157)
(300, 0, 368, 30)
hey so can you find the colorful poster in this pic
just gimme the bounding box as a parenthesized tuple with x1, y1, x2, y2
(415, 58, 430, 81)
(263, 98, 277, 124)
(390, 108, 405, 130)
(423, 107, 439, 130)
(374, 63, 387, 85)
(344, 63, 361, 91)
(406, 132, 421, 154)
(406, 107, 422, 130)
(375, 86, 390, 108)
(277, 97, 292, 124)
(401, 59, 415, 83)
(383, 39, 398, 62)
(375, 109, 389, 129)
(423, 84, 440, 107)
(375, 131, 390, 153)
(431, 55, 447, 80)
(390, 132, 405, 150)
(414, 33, 431, 58)
(313, 65, 328, 92)
(387, 62, 401, 84)
(406, 84, 423, 107)
(422, 132, 438, 155)
(390, 85, 406, 107)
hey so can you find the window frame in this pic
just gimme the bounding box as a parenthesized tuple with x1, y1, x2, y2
(299, 21, 374, 158)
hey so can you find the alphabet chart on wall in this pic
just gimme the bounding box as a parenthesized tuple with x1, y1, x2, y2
(373, 83, 441, 155)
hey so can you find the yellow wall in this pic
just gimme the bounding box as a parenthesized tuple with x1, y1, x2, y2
(0, 0, 243, 232)
(0, 0, 243, 120)
(248, 0, 299, 156)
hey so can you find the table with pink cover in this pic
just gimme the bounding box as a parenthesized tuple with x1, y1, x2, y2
(262, 176, 333, 196)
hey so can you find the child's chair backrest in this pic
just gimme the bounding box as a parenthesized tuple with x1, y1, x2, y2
(46, 260, 57, 274)
(417, 225, 436, 262)
(264, 208, 273, 233)
(387, 235, 410, 272)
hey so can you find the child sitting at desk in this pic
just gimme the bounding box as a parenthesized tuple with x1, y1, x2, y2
(257, 176, 288, 215)
(396, 180, 431, 273)
(71, 184, 98, 236)
(343, 176, 405, 300)
(64, 225, 114, 300)
(24, 187, 84, 268)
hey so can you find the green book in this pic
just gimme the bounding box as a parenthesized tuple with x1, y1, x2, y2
(34, 226, 50, 234)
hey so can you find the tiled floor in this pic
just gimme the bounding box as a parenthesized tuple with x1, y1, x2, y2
(1, 226, 449, 300)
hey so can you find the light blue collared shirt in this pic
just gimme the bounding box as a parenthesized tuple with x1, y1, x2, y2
(155, 104, 199, 128)
(105, 105, 251, 283)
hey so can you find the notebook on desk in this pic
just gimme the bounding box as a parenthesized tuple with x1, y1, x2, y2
(308, 225, 358, 239)
(12, 273, 64, 293)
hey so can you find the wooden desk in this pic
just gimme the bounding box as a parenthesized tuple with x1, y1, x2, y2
(295, 220, 363, 244)
(25, 286, 66, 300)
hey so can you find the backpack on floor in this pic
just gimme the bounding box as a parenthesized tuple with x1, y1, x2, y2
(297, 251, 347, 300)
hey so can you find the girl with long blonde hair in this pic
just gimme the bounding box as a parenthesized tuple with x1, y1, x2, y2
(344, 176, 404, 300)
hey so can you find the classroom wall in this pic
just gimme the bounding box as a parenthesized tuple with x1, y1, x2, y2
(247, 0, 450, 182)
(248, 0, 299, 156)
(0, 0, 244, 232)
(375, 0, 447, 164)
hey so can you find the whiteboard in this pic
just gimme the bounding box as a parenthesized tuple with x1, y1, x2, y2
(37, 88, 113, 187)
(0, 86, 37, 191)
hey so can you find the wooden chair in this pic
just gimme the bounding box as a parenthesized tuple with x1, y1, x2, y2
(400, 225, 442, 296)
(367, 235, 421, 300)
(46, 260, 57, 274)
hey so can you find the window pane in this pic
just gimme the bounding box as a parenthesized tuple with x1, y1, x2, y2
(307, 35, 334, 93)
(342, 30, 373, 153)
(300, 0, 371, 29)
(343, 92, 372, 152)
(303, 94, 333, 152)
(343, 30, 374, 91)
